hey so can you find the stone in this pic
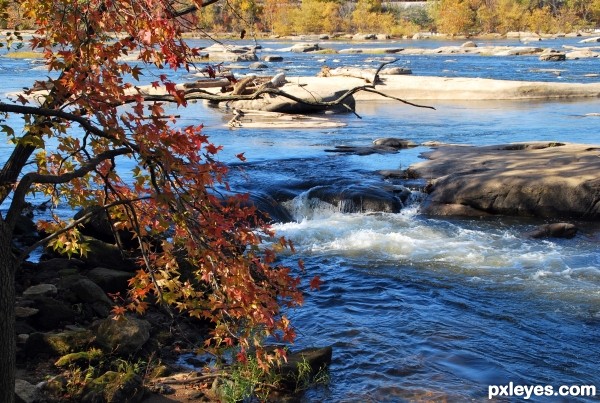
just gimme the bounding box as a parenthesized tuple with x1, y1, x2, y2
(373, 138, 418, 149)
(461, 41, 477, 48)
(86, 267, 132, 294)
(77, 236, 135, 272)
(539, 50, 566, 61)
(262, 55, 283, 62)
(95, 316, 151, 354)
(410, 142, 600, 220)
(380, 67, 412, 75)
(249, 62, 268, 70)
(526, 222, 578, 239)
(277, 346, 332, 389)
(69, 278, 113, 317)
(23, 284, 57, 298)
(290, 43, 319, 53)
(579, 36, 600, 43)
(24, 329, 95, 357)
(306, 184, 405, 213)
(30, 297, 77, 330)
(15, 379, 42, 403)
(15, 307, 39, 318)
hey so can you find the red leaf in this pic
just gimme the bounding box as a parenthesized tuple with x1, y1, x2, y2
(309, 275, 322, 291)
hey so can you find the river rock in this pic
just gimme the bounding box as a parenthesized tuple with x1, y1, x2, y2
(566, 49, 600, 59)
(381, 67, 412, 75)
(77, 236, 135, 272)
(262, 55, 283, 62)
(306, 184, 404, 213)
(539, 49, 566, 61)
(24, 329, 95, 357)
(373, 138, 418, 148)
(30, 296, 77, 330)
(461, 41, 477, 48)
(526, 222, 578, 239)
(249, 62, 268, 70)
(68, 278, 113, 317)
(86, 267, 133, 294)
(410, 142, 600, 220)
(95, 316, 151, 354)
(23, 283, 57, 298)
(277, 346, 333, 389)
(15, 379, 43, 403)
(290, 43, 319, 53)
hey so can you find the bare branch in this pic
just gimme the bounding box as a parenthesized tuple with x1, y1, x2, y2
(141, 84, 436, 111)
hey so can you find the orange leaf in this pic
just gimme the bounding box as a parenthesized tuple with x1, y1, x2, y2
(309, 275, 322, 291)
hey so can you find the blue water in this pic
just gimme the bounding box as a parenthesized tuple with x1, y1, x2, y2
(2, 37, 600, 401)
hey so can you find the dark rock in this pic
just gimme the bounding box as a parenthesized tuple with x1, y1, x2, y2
(249, 62, 268, 70)
(539, 50, 566, 61)
(78, 236, 136, 272)
(95, 316, 151, 355)
(248, 191, 294, 223)
(307, 185, 404, 213)
(30, 297, 77, 330)
(23, 329, 95, 357)
(526, 222, 578, 239)
(277, 346, 332, 389)
(86, 267, 133, 295)
(68, 278, 113, 317)
(23, 284, 57, 298)
(75, 206, 136, 247)
(372, 138, 418, 149)
(262, 55, 283, 62)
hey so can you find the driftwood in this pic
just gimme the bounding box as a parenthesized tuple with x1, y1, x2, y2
(181, 78, 231, 89)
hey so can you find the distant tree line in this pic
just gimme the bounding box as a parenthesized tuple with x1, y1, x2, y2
(194, 0, 600, 37)
(3, 0, 600, 36)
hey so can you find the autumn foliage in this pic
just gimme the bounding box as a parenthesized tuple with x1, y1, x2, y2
(0, 0, 308, 377)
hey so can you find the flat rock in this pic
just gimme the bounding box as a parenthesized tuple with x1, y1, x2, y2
(410, 142, 600, 219)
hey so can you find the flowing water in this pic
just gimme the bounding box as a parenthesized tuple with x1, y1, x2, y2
(2, 37, 600, 401)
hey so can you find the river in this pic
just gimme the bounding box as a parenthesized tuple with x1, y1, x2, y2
(2, 36, 600, 402)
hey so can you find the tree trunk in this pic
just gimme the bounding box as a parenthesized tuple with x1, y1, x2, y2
(0, 221, 16, 403)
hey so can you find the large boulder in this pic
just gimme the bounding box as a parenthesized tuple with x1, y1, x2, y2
(411, 142, 600, 219)
(95, 316, 151, 355)
(86, 267, 133, 294)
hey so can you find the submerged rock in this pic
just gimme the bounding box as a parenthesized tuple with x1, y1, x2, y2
(526, 222, 578, 239)
(306, 184, 405, 213)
